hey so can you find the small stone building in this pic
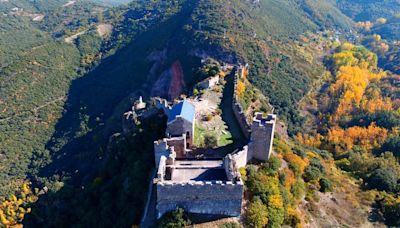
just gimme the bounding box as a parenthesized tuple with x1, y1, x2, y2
(166, 100, 195, 148)
(197, 75, 220, 89)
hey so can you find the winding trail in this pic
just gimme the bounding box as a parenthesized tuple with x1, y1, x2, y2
(0, 96, 66, 123)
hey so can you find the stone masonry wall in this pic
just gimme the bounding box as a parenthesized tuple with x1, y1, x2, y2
(249, 113, 276, 161)
(165, 136, 186, 158)
(166, 117, 193, 146)
(156, 180, 243, 218)
(232, 67, 251, 139)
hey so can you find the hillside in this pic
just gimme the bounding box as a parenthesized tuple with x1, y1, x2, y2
(92, 0, 131, 6)
(3, 0, 390, 227)
(336, 0, 400, 74)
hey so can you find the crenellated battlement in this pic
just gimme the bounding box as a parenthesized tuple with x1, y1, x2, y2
(253, 112, 276, 126)
(157, 179, 243, 187)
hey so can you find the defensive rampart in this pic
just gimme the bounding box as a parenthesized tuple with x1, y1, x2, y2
(232, 66, 251, 139)
(156, 180, 243, 218)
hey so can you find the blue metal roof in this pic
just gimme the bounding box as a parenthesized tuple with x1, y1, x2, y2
(168, 100, 195, 123)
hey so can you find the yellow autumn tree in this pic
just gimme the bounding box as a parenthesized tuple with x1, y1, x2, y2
(269, 194, 284, 208)
(376, 17, 387, 25)
(237, 80, 245, 97)
(329, 65, 386, 119)
(332, 51, 359, 68)
(0, 182, 38, 227)
(356, 21, 374, 31)
(373, 34, 382, 42)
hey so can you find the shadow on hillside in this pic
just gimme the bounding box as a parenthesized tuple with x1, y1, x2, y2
(24, 2, 199, 226)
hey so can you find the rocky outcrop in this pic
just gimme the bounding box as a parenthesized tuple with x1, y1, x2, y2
(151, 60, 185, 100)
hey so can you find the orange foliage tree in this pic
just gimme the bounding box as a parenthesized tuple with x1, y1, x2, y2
(295, 133, 323, 148)
(327, 123, 388, 155)
(283, 152, 308, 176)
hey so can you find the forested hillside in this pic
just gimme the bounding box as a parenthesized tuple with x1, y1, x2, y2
(337, 0, 400, 74)
(298, 42, 400, 226)
(92, 0, 131, 6)
(0, 0, 108, 196)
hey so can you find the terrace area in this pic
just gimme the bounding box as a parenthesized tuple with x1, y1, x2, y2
(167, 160, 227, 182)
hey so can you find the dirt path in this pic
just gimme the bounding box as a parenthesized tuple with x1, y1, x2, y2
(62, 0, 76, 7)
(0, 96, 66, 123)
(65, 30, 88, 43)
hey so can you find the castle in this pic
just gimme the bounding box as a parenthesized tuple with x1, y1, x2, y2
(152, 64, 276, 218)
(125, 64, 277, 222)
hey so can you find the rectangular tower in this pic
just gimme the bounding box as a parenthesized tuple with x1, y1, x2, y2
(249, 113, 276, 161)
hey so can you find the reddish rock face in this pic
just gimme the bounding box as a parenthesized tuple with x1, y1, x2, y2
(151, 60, 185, 100)
(168, 60, 185, 100)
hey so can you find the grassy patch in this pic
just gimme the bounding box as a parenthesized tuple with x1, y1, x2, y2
(194, 122, 233, 147)
(194, 123, 207, 147)
(219, 130, 233, 146)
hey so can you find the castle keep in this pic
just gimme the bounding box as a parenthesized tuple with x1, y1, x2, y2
(152, 68, 277, 218)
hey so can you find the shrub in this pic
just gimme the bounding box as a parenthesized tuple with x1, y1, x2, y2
(285, 207, 301, 227)
(261, 156, 281, 175)
(193, 88, 199, 96)
(293, 146, 306, 159)
(291, 179, 305, 200)
(380, 194, 400, 226)
(309, 158, 325, 174)
(246, 198, 268, 228)
(367, 167, 398, 193)
(319, 178, 333, 192)
(379, 136, 400, 158)
(302, 166, 322, 182)
(335, 158, 351, 170)
(157, 208, 191, 228)
(219, 222, 240, 228)
(204, 134, 218, 148)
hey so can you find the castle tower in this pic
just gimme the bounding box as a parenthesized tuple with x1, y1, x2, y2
(135, 96, 146, 110)
(249, 112, 276, 161)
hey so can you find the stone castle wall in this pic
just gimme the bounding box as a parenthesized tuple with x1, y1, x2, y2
(232, 66, 251, 139)
(154, 140, 176, 168)
(156, 180, 243, 218)
(224, 146, 249, 172)
(249, 113, 276, 161)
(164, 136, 186, 158)
(166, 117, 194, 147)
